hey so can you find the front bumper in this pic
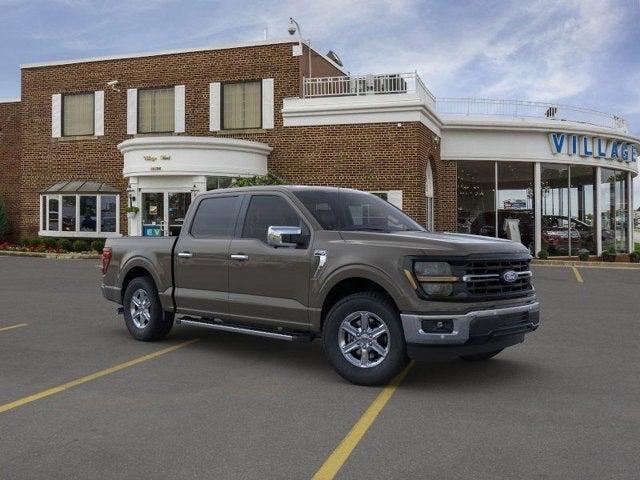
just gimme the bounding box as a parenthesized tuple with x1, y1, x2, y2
(401, 301, 540, 361)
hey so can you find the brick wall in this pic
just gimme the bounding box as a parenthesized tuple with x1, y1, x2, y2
(17, 41, 450, 238)
(417, 123, 457, 231)
(19, 42, 304, 237)
(0, 101, 21, 239)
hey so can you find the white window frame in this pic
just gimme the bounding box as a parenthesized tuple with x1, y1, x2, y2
(61, 92, 96, 137)
(425, 161, 435, 231)
(369, 190, 403, 209)
(39, 193, 121, 238)
(221, 80, 263, 130)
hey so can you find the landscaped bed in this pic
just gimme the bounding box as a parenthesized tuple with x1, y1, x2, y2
(0, 238, 104, 258)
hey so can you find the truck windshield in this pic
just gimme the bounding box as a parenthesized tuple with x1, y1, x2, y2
(293, 190, 424, 232)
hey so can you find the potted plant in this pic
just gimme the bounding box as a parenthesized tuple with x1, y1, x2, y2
(602, 245, 617, 262)
(125, 206, 139, 219)
(577, 249, 590, 261)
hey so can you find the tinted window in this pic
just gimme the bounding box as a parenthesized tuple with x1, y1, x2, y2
(293, 190, 423, 232)
(190, 196, 239, 238)
(242, 195, 308, 243)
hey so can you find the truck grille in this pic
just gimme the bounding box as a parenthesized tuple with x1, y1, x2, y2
(452, 257, 533, 299)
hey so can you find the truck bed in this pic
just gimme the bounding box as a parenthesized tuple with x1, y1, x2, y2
(103, 236, 178, 309)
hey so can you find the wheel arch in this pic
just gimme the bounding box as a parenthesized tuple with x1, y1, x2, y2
(119, 259, 160, 302)
(318, 266, 407, 331)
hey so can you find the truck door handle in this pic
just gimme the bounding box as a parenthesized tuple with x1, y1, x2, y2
(177, 252, 193, 259)
(230, 254, 249, 261)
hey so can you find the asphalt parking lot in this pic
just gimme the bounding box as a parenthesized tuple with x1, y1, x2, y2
(1, 257, 639, 479)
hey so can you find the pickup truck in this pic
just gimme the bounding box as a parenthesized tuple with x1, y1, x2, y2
(101, 186, 540, 385)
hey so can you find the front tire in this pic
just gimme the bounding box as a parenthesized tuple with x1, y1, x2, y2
(123, 276, 174, 341)
(322, 292, 409, 386)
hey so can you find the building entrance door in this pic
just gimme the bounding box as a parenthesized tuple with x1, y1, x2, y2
(141, 191, 192, 237)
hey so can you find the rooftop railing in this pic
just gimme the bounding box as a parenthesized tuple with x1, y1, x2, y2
(436, 97, 628, 132)
(302, 74, 628, 132)
(302, 72, 436, 107)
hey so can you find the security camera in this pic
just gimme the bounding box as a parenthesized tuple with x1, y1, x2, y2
(287, 18, 297, 35)
(106, 80, 120, 92)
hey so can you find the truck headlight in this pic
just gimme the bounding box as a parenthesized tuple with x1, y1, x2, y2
(413, 261, 457, 297)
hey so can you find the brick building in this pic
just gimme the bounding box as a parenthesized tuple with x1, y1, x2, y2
(1, 38, 638, 255)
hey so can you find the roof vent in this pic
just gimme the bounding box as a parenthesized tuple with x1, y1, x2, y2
(326, 50, 343, 67)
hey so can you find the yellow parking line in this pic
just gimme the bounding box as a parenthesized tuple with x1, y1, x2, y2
(0, 323, 28, 333)
(0, 339, 198, 414)
(312, 361, 415, 480)
(571, 266, 584, 283)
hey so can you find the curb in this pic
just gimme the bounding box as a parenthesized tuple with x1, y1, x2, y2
(0, 250, 100, 260)
(531, 259, 640, 269)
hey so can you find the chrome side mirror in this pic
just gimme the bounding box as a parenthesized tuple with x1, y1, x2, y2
(267, 226, 302, 248)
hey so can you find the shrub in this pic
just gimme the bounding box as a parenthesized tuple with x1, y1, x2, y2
(72, 239, 89, 252)
(90, 239, 105, 252)
(21, 238, 32, 247)
(231, 172, 283, 187)
(58, 238, 73, 252)
(603, 245, 617, 262)
(630, 251, 640, 263)
(0, 197, 9, 241)
(42, 237, 58, 249)
(537, 249, 549, 260)
(577, 249, 590, 261)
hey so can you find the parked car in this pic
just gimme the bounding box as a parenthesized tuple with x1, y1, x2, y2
(101, 186, 540, 385)
(469, 210, 535, 250)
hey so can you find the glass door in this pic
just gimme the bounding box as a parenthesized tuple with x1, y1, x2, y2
(168, 192, 192, 236)
(142, 192, 165, 237)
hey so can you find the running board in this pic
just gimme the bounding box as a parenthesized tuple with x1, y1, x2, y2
(176, 316, 314, 342)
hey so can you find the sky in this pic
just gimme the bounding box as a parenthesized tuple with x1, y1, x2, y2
(1, 0, 639, 202)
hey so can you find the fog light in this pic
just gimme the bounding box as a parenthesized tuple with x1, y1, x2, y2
(421, 319, 454, 334)
(421, 283, 453, 296)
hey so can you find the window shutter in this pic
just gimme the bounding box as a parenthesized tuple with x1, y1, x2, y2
(127, 88, 137, 135)
(209, 82, 221, 131)
(261, 78, 274, 129)
(174, 85, 185, 133)
(51, 94, 62, 138)
(94, 90, 104, 136)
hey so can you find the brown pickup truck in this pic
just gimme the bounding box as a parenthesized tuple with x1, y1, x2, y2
(101, 186, 540, 385)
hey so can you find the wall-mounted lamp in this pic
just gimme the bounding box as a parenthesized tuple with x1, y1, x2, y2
(126, 185, 136, 203)
(190, 184, 199, 198)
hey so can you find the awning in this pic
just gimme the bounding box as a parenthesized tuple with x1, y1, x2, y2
(41, 181, 120, 194)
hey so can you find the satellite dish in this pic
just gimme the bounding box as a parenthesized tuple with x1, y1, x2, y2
(326, 50, 343, 67)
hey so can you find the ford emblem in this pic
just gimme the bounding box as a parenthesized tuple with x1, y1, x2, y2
(502, 270, 519, 283)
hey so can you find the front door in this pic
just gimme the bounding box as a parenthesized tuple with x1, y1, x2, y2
(141, 191, 192, 237)
(142, 192, 165, 237)
(228, 193, 312, 329)
(173, 194, 242, 317)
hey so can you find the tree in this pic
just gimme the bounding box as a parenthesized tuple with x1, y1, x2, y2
(0, 197, 9, 241)
(231, 172, 284, 187)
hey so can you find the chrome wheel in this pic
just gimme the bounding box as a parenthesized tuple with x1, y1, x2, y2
(338, 311, 390, 368)
(130, 288, 151, 329)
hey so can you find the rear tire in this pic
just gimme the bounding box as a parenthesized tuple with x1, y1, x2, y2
(123, 276, 174, 342)
(460, 349, 504, 362)
(322, 292, 409, 386)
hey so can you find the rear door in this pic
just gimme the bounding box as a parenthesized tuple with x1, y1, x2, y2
(173, 194, 242, 317)
(227, 193, 313, 329)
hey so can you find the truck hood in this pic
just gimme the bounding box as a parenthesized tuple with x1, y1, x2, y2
(338, 230, 530, 257)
